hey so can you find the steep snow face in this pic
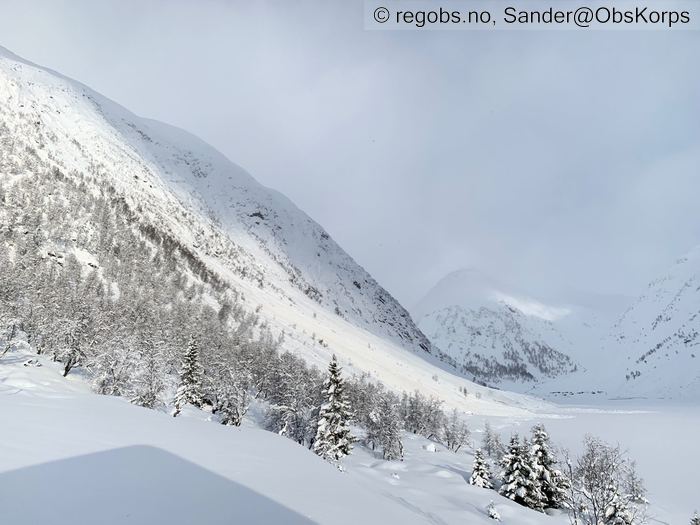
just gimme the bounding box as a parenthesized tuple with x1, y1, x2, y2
(0, 46, 546, 415)
(0, 46, 428, 355)
(604, 246, 700, 399)
(118, 116, 433, 353)
(414, 270, 581, 388)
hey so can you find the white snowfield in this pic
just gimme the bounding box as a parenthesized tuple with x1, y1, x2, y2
(2, 343, 699, 525)
(0, 45, 546, 417)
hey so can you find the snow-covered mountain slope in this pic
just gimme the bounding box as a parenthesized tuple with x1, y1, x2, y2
(414, 270, 584, 388)
(0, 46, 543, 415)
(602, 246, 700, 399)
(0, 45, 427, 354)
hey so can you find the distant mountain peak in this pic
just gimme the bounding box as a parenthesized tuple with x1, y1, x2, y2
(413, 269, 581, 388)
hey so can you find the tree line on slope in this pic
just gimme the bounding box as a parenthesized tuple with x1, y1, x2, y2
(0, 167, 470, 464)
(166, 336, 470, 465)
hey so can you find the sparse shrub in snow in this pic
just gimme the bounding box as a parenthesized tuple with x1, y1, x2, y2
(265, 352, 323, 446)
(313, 355, 354, 463)
(54, 310, 90, 377)
(469, 449, 493, 489)
(132, 341, 166, 409)
(90, 341, 136, 397)
(486, 501, 500, 521)
(366, 393, 404, 461)
(482, 421, 506, 462)
(530, 423, 569, 509)
(562, 436, 648, 525)
(0, 322, 23, 359)
(603, 486, 635, 525)
(399, 389, 445, 440)
(625, 462, 649, 506)
(211, 367, 250, 427)
(499, 434, 544, 511)
(691, 512, 700, 525)
(442, 409, 470, 452)
(173, 336, 204, 416)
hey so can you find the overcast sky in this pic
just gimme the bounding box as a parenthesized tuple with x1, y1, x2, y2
(2, 0, 699, 308)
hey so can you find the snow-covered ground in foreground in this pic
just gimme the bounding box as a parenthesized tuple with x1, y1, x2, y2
(0, 346, 549, 525)
(2, 346, 698, 525)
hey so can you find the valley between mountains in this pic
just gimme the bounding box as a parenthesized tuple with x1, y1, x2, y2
(1, 45, 698, 525)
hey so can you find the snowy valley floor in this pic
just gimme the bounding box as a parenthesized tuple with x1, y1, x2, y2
(1, 349, 698, 525)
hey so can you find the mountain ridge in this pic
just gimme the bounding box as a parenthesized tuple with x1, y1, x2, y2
(413, 269, 581, 389)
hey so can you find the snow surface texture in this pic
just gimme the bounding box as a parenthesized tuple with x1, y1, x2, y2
(2, 336, 699, 525)
(0, 46, 544, 416)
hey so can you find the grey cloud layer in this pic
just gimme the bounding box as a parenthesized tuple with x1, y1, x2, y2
(1, 0, 698, 307)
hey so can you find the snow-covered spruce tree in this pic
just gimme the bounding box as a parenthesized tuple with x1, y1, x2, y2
(313, 355, 354, 463)
(172, 336, 204, 417)
(499, 435, 544, 511)
(443, 409, 470, 452)
(691, 512, 700, 525)
(366, 393, 404, 460)
(530, 423, 568, 509)
(469, 449, 493, 489)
